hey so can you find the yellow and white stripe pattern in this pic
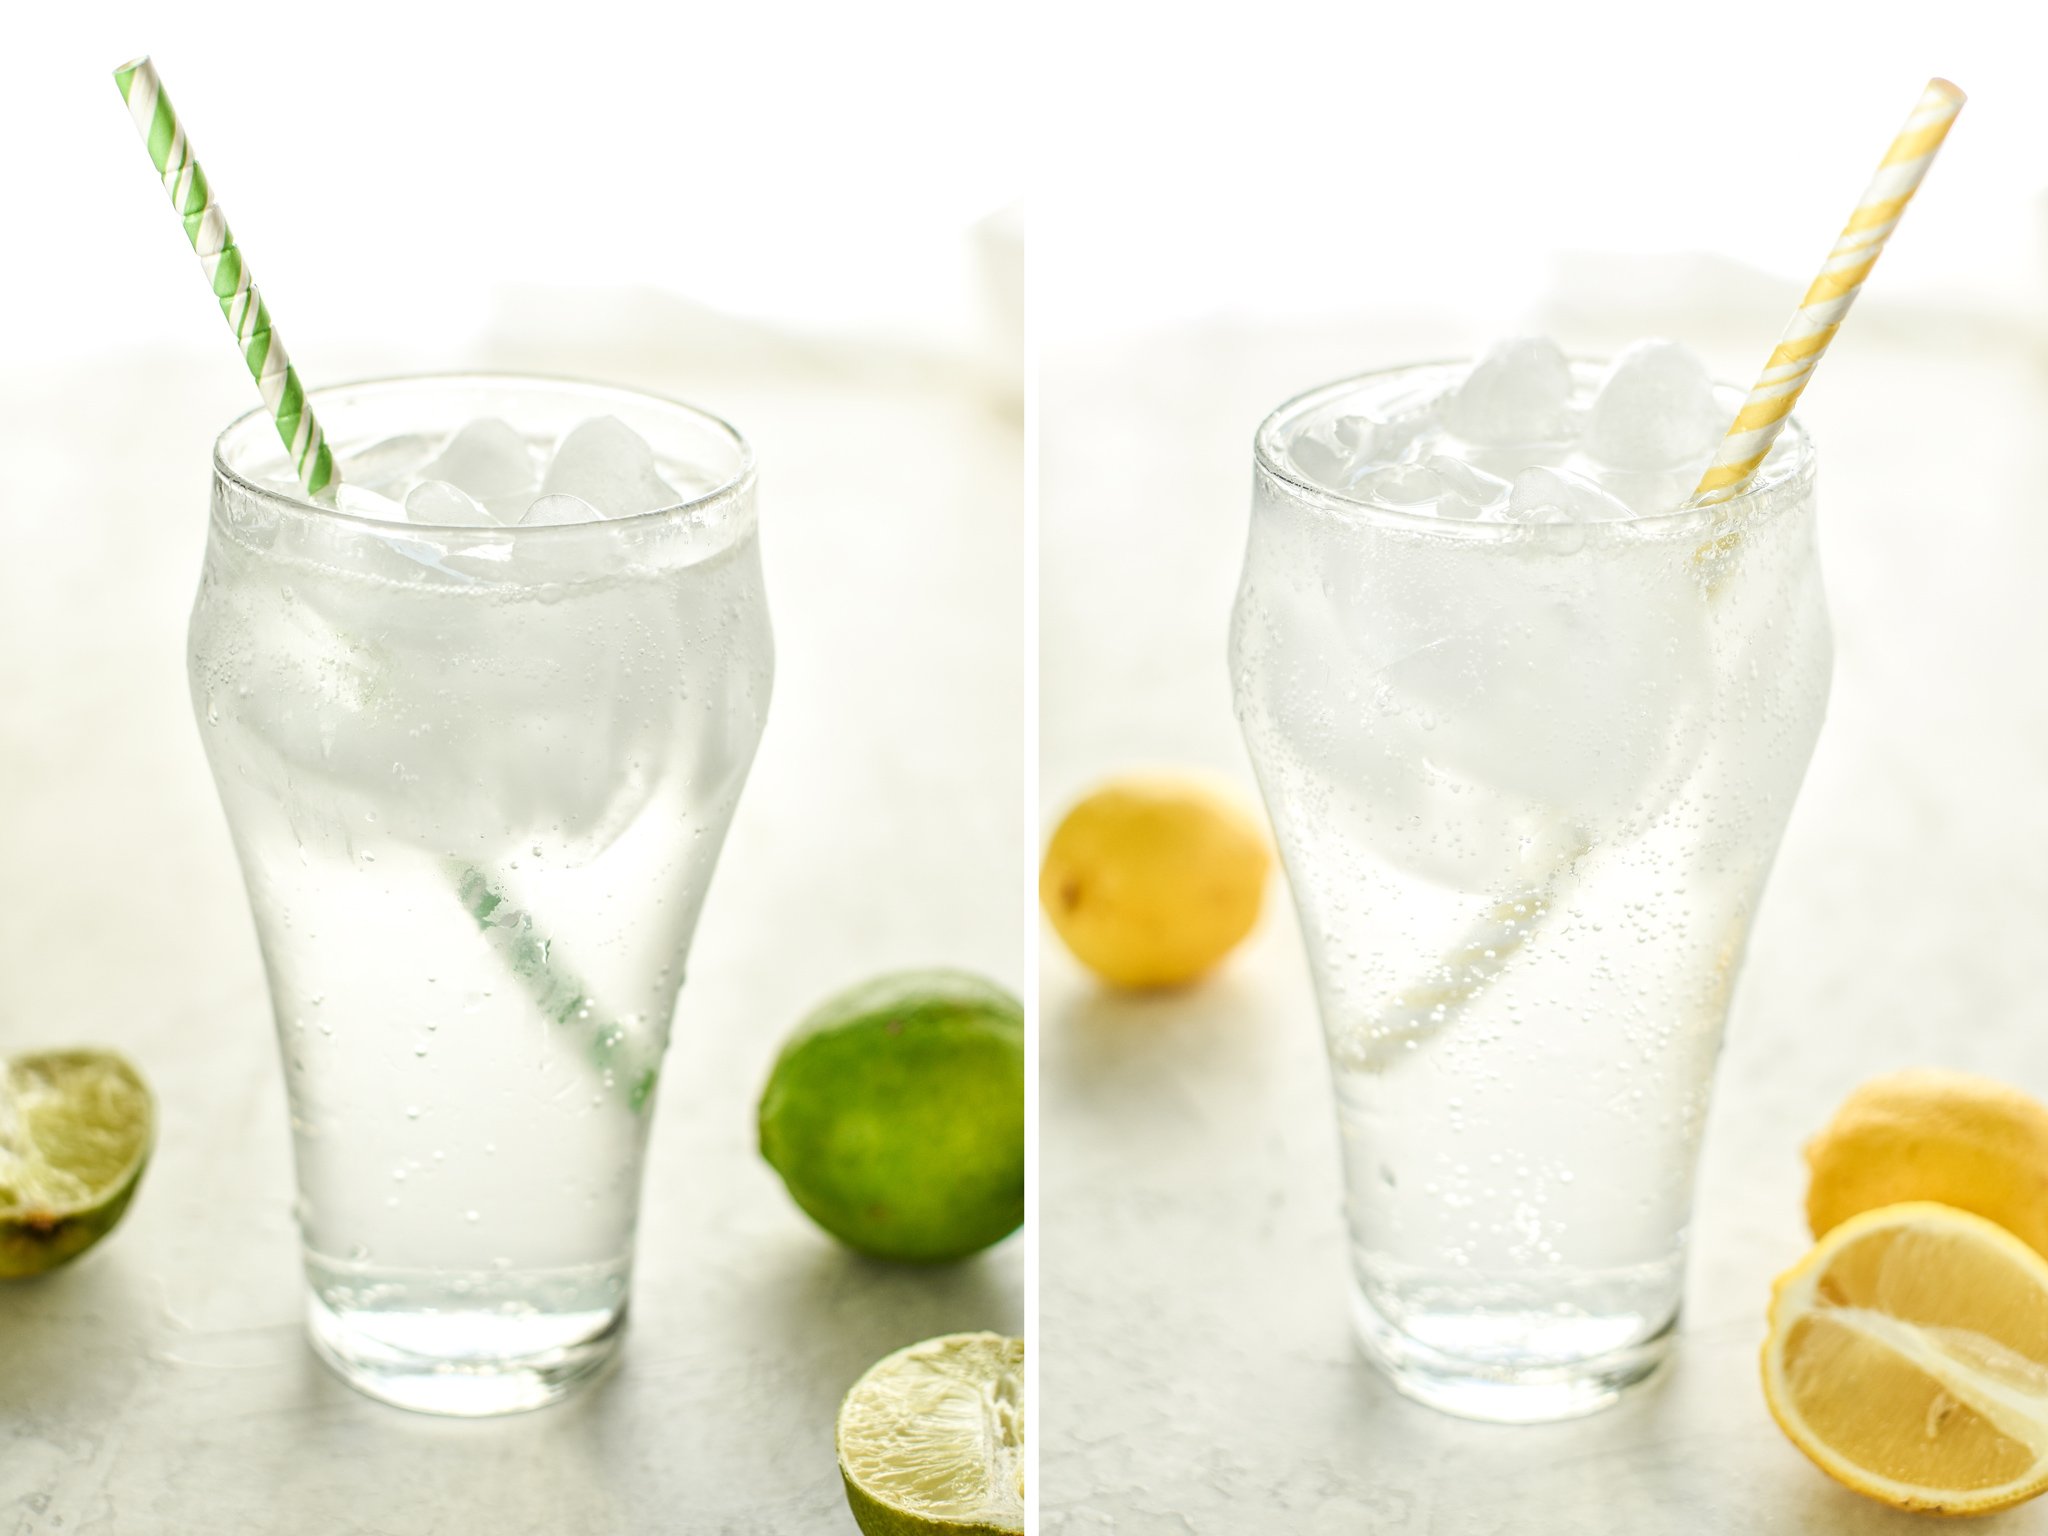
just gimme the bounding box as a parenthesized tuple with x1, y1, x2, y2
(1694, 78, 1964, 505)
(113, 56, 334, 496)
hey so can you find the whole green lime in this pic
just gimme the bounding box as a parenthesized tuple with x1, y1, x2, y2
(759, 970, 1023, 1263)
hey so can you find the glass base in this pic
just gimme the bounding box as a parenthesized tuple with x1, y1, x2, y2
(1349, 1282, 1673, 1424)
(307, 1291, 626, 1417)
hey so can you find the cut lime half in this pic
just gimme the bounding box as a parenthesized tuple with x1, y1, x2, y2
(837, 1332, 1025, 1536)
(0, 1050, 154, 1279)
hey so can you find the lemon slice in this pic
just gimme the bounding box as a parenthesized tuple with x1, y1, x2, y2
(0, 1050, 154, 1279)
(1762, 1202, 2048, 1514)
(837, 1332, 1024, 1536)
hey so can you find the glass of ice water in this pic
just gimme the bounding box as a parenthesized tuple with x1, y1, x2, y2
(1229, 348, 1831, 1422)
(192, 376, 774, 1415)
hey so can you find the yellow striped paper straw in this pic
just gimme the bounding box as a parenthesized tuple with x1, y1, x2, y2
(1693, 78, 1964, 505)
(113, 56, 335, 497)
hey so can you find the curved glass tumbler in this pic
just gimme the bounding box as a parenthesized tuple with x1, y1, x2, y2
(1229, 362, 1830, 1422)
(193, 376, 774, 1415)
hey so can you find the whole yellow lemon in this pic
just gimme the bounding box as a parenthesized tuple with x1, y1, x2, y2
(1039, 774, 1271, 989)
(1805, 1068, 2048, 1258)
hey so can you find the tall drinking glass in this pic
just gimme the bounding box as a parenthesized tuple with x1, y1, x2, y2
(1229, 361, 1830, 1422)
(192, 377, 774, 1415)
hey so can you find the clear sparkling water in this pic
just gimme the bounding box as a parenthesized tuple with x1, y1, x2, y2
(193, 394, 772, 1413)
(1230, 344, 1832, 1420)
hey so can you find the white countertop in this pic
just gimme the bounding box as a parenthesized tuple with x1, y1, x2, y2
(1039, 292, 2048, 1534)
(0, 296, 1024, 1534)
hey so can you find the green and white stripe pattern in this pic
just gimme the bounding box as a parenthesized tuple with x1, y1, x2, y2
(456, 866, 661, 1112)
(113, 56, 334, 496)
(111, 58, 655, 1113)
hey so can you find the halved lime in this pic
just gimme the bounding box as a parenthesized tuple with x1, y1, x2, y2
(0, 1050, 154, 1279)
(837, 1332, 1025, 1536)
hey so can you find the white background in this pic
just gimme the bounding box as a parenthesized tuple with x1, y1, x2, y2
(1038, 0, 2048, 339)
(7, 1, 1022, 366)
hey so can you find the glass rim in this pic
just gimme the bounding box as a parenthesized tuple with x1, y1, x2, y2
(212, 371, 756, 537)
(1252, 356, 1818, 535)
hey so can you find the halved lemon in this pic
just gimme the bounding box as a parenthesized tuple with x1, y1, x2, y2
(1762, 1202, 2048, 1515)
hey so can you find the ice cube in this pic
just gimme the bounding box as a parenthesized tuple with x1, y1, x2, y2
(1443, 337, 1574, 446)
(1421, 455, 1511, 519)
(1291, 413, 1433, 492)
(307, 486, 477, 583)
(1354, 461, 1447, 507)
(1505, 503, 1587, 555)
(1289, 425, 1357, 490)
(1583, 339, 1724, 470)
(517, 493, 604, 526)
(1329, 415, 1381, 454)
(420, 419, 538, 518)
(1367, 410, 1435, 462)
(1588, 464, 1705, 519)
(1507, 465, 1632, 523)
(330, 484, 407, 523)
(1306, 416, 1381, 485)
(404, 478, 498, 527)
(542, 416, 683, 517)
(339, 432, 440, 493)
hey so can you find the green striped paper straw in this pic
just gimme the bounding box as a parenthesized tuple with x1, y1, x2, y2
(456, 868, 661, 1111)
(111, 55, 659, 1113)
(113, 55, 334, 496)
